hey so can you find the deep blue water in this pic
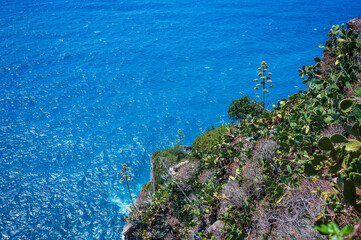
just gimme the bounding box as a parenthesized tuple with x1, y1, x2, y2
(0, 0, 360, 239)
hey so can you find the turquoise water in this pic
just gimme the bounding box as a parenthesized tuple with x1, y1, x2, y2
(0, 0, 360, 238)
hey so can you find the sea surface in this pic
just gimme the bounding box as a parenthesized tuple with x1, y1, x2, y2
(0, 0, 360, 239)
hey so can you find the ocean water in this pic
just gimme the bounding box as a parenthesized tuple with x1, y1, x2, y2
(0, 0, 360, 239)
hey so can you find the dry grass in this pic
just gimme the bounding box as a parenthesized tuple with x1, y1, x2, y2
(198, 169, 214, 184)
(321, 123, 345, 137)
(206, 220, 225, 240)
(135, 188, 150, 208)
(174, 160, 200, 191)
(253, 138, 278, 162)
(219, 180, 244, 215)
(249, 179, 326, 240)
(241, 159, 266, 201)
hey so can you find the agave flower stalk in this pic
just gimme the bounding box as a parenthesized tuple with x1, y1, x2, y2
(121, 163, 136, 210)
(253, 61, 274, 108)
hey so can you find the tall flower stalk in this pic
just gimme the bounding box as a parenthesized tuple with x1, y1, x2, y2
(121, 163, 136, 209)
(253, 61, 274, 108)
(176, 128, 185, 146)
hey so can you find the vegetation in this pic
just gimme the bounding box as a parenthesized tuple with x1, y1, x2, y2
(176, 129, 185, 146)
(123, 21, 361, 239)
(151, 145, 188, 190)
(254, 61, 274, 108)
(121, 163, 136, 209)
(192, 124, 230, 158)
(227, 96, 264, 121)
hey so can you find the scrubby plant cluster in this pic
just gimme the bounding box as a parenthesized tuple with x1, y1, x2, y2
(124, 21, 361, 239)
(227, 61, 273, 121)
(227, 96, 264, 121)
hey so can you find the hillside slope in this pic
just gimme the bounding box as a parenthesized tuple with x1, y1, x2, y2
(123, 18, 361, 240)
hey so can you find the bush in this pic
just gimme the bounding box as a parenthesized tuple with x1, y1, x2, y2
(152, 145, 188, 189)
(192, 125, 229, 154)
(227, 96, 264, 121)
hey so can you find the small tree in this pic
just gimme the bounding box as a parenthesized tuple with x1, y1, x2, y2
(227, 95, 264, 121)
(253, 61, 274, 108)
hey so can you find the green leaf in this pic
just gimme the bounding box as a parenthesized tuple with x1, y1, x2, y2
(326, 86, 337, 95)
(276, 193, 287, 203)
(244, 198, 249, 207)
(319, 44, 325, 48)
(350, 123, 360, 137)
(355, 88, 361, 97)
(353, 106, 361, 123)
(314, 154, 328, 162)
(339, 99, 355, 113)
(314, 224, 330, 234)
(344, 180, 357, 206)
(304, 163, 318, 176)
(340, 225, 354, 236)
(314, 223, 339, 235)
(324, 117, 334, 124)
(345, 140, 361, 152)
(286, 165, 292, 173)
(314, 57, 321, 62)
(321, 96, 328, 104)
(329, 222, 341, 234)
(314, 79, 323, 85)
(318, 136, 334, 151)
(330, 134, 348, 143)
(312, 154, 327, 166)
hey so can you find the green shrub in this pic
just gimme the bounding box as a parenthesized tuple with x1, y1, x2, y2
(227, 96, 264, 121)
(152, 145, 187, 189)
(142, 181, 152, 192)
(192, 125, 229, 154)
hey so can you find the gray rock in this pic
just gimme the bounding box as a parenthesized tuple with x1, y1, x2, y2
(347, 17, 361, 33)
(122, 223, 135, 240)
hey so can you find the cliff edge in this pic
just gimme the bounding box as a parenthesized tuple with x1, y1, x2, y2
(123, 18, 361, 240)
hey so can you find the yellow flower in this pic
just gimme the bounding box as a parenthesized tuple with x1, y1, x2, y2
(258, 68, 261, 70)
(254, 87, 258, 90)
(260, 76, 266, 79)
(263, 69, 267, 72)
(258, 72, 263, 76)
(268, 72, 272, 75)
(256, 84, 261, 86)
(263, 89, 269, 92)
(255, 93, 259, 95)
(266, 80, 272, 83)
(270, 85, 274, 88)
(253, 79, 258, 81)
(261, 61, 266, 65)
(266, 66, 269, 68)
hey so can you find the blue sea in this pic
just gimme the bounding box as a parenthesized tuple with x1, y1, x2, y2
(0, 0, 360, 239)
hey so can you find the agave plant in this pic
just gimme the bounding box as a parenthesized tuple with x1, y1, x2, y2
(253, 61, 274, 108)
